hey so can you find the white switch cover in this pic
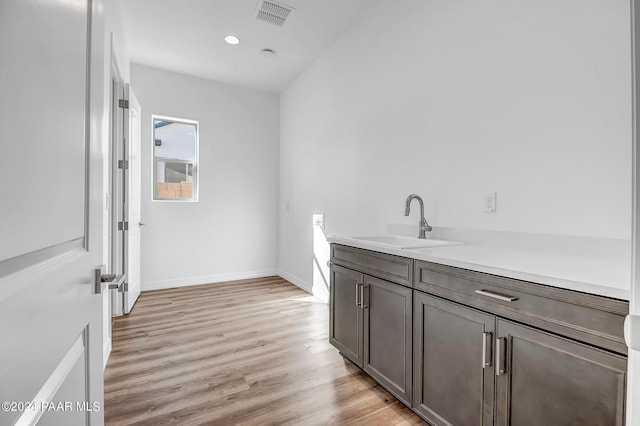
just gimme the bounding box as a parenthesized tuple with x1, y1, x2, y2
(484, 192, 497, 213)
(312, 211, 325, 230)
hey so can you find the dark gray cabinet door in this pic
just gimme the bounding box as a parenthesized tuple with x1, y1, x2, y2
(413, 292, 496, 426)
(362, 276, 413, 404)
(495, 319, 626, 426)
(329, 264, 363, 366)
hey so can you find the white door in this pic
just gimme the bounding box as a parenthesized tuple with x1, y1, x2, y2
(124, 85, 142, 313)
(0, 0, 106, 425)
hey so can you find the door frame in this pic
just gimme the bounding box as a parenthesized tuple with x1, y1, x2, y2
(109, 48, 124, 277)
(102, 38, 126, 367)
(123, 84, 142, 314)
(110, 51, 125, 280)
(628, 0, 640, 423)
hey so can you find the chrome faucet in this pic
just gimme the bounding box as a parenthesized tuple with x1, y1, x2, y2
(404, 194, 432, 239)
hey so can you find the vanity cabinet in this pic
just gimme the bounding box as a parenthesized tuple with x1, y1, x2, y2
(363, 275, 412, 404)
(330, 246, 413, 404)
(494, 319, 626, 426)
(329, 264, 363, 366)
(414, 259, 628, 426)
(413, 291, 627, 426)
(329, 244, 629, 425)
(413, 292, 495, 425)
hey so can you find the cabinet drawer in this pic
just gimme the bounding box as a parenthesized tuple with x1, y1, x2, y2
(331, 244, 412, 287)
(415, 260, 628, 354)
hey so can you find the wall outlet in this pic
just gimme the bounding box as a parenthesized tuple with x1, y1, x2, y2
(312, 211, 325, 230)
(484, 192, 497, 213)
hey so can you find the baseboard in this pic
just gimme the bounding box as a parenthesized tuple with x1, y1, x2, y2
(278, 269, 313, 294)
(103, 338, 111, 371)
(141, 269, 279, 291)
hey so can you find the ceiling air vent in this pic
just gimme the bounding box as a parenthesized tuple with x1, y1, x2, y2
(255, 0, 294, 27)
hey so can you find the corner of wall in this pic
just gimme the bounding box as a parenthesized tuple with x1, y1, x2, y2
(278, 268, 313, 294)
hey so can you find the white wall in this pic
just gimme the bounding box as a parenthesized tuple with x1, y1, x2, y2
(279, 0, 632, 290)
(132, 64, 280, 290)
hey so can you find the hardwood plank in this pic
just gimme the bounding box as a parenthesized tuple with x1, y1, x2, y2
(104, 276, 424, 425)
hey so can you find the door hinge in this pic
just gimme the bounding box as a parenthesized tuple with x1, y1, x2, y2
(122, 281, 129, 292)
(119, 99, 129, 109)
(118, 221, 129, 231)
(118, 160, 129, 169)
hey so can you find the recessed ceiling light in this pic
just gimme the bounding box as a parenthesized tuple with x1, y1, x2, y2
(261, 48, 275, 57)
(224, 35, 240, 45)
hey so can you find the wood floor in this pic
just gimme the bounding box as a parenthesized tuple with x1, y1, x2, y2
(104, 276, 425, 425)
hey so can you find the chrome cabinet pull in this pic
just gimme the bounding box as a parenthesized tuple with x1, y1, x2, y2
(495, 338, 501, 376)
(362, 284, 369, 309)
(496, 337, 507, 376)
(475, 289, 519, 302)
(355, 283, 361, 306)
(482, 332, 493, 368)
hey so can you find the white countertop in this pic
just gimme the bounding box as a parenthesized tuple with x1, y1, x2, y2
(328, 235, 630, 300)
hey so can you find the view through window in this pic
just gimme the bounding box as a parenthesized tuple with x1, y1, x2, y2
(152, 116, 199, 201)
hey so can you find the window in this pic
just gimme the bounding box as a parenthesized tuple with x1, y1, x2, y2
(152, 116, 198, 201)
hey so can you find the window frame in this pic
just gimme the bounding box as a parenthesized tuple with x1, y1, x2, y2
(151, 114, 199, 202)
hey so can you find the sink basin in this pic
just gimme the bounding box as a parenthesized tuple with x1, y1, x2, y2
(351, 235, 462, 249)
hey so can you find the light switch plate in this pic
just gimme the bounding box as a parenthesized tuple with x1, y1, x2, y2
(312, 211, 325, 230)
(484, 192, 497, 213)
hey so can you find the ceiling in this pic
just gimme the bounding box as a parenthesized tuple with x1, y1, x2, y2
(119, 0, 379, 93)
